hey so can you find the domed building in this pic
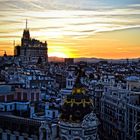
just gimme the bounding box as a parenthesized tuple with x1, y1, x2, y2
(59, 74, 99, 140)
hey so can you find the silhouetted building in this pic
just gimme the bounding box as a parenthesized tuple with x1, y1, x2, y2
(14, 45, 21, 56)
(64, 58, 74, 64)
(14, 20, 48, 64)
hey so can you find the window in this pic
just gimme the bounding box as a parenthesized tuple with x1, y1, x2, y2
(7, 134, 10, 140)
(69, 130, 71, 135)
(62, 136, 67, 140)
(68, 81, 70, 86)
(31, 93, 34, 101)
(53, 112, 55, 118)
(10, 105, 13, 110)
(0, 133, 2, 140)
(23, 92, 27, 101)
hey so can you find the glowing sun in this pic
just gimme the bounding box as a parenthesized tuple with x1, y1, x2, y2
(49, 52, 68, 58)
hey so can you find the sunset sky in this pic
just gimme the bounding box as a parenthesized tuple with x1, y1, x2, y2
(0, 0, 140, 58)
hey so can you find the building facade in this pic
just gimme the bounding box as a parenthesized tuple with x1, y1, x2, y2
(14, 20, 48, 64)
(0, 114, 58, 140)
(99, 76, 140, 140)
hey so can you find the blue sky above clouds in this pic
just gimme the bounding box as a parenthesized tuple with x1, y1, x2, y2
(0, 0, 140, 10)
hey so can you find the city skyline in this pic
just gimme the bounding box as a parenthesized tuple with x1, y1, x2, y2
(0, 0, 140, 59)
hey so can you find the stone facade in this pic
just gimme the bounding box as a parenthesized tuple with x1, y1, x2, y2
(59, 112, 99, 140)
(15, 21, 48, 64)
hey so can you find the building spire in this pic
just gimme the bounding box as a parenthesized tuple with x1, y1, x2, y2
(22, 19, 30, 43)
(26, 19, 28, 29)
(0, 50, 6, 56)
(13, 40, 15, 47)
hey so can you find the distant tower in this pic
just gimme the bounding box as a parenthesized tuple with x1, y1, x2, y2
(26, 19, 27, 29)
(14, 40, 21, 57)
(3, 51, 7, 57)
(14, 45, 21, 57)
(21, 19, 30, 46)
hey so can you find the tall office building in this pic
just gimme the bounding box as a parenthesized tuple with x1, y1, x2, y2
(14, 20, 48, 64)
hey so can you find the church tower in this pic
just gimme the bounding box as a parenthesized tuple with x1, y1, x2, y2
(19, 19, 48, 64)
(21, 19, 30, 46)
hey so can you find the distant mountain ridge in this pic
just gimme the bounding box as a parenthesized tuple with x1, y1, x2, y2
(48, 57, 140, 63)
(74, 57, 140, 63)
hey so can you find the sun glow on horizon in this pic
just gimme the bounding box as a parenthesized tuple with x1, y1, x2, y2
(48, 45, 76, 58)
(49, 52, 68, 58)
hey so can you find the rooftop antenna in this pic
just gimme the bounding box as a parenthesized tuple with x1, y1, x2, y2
(26, 19, 28, 29)
(13, 40, 15, 47)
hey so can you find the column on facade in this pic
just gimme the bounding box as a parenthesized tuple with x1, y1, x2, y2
(4, 95, 7, 102)
(21, 92, 23, 101)
(34, 92, 36, 101)
(28, 90, 31, 101)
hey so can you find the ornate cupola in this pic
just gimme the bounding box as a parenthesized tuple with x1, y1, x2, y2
(59, 69, 99, 140)
(60, 87, 93, 123)
(61, 69, 93, 122)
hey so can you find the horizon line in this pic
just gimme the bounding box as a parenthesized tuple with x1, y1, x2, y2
(0, 55, 139, 60)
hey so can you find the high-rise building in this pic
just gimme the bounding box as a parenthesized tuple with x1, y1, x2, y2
(14, 20, 48, 64)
